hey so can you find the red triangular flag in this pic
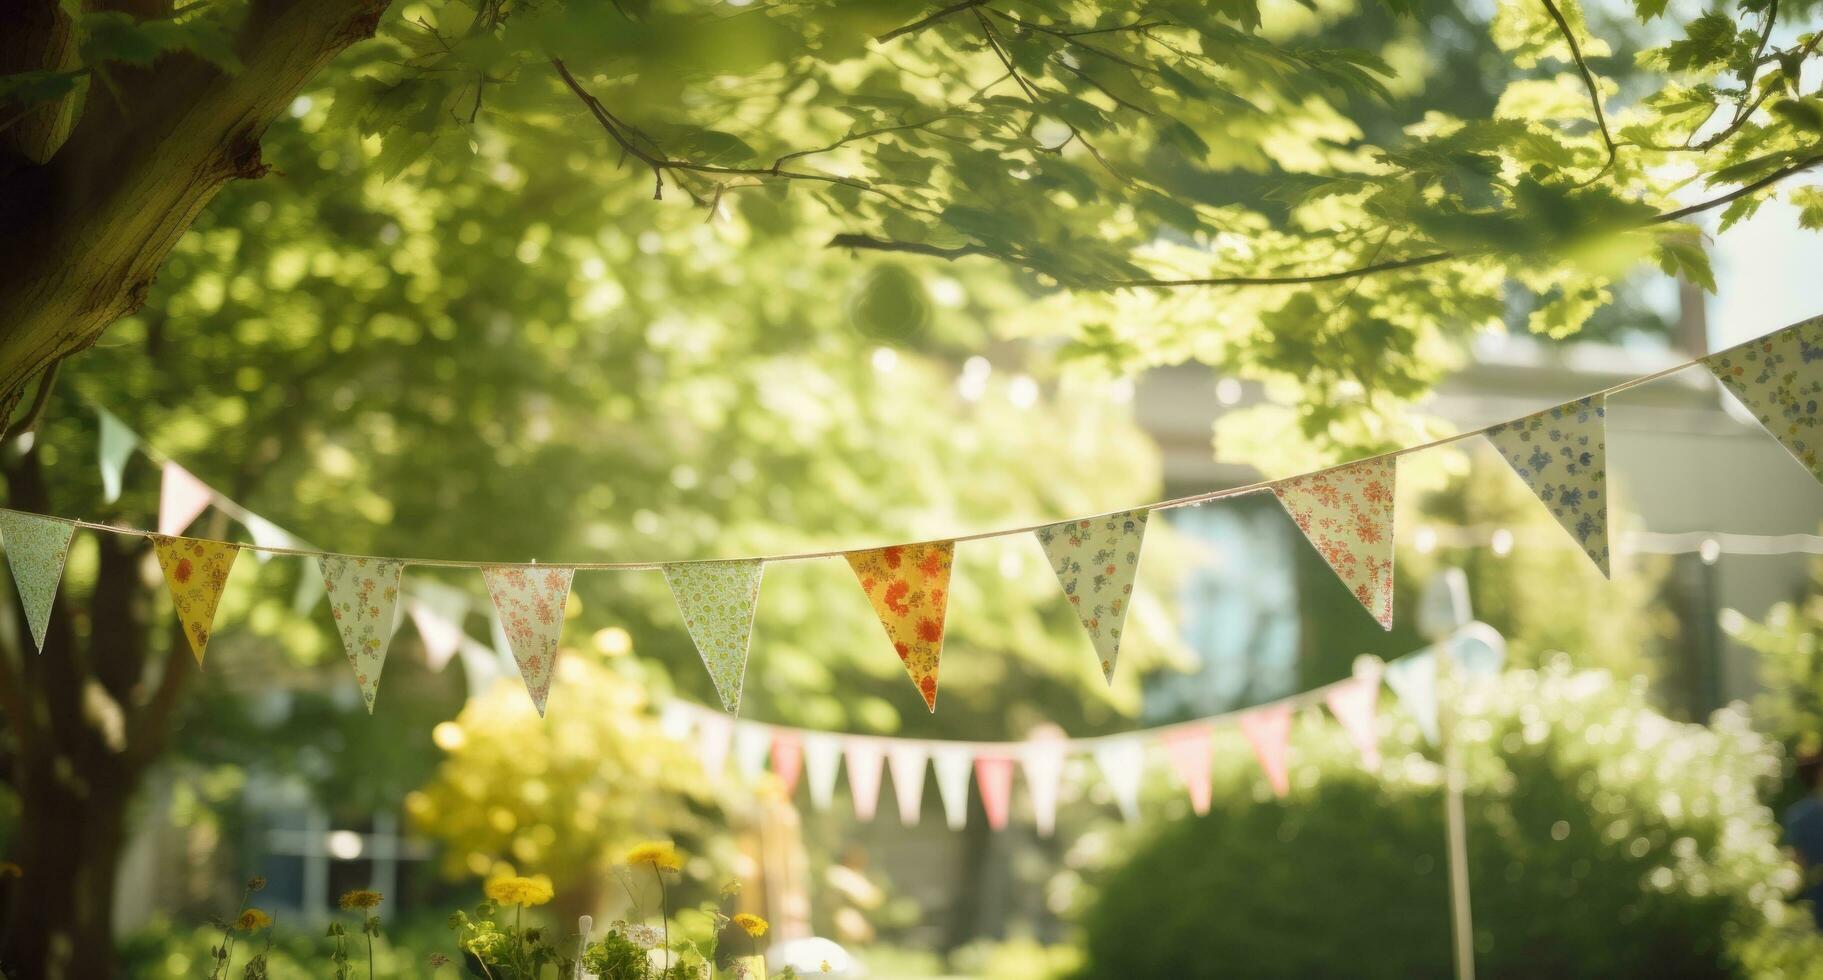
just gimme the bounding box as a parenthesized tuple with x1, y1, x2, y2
(158, 462, 213, 537)
(1324, 659, 1385, 771)
(975, 754, 1015, 830)
(771, 730, 803, 799)
(1240, 703, 1294, 798)
(1161, 724, 1213, 816)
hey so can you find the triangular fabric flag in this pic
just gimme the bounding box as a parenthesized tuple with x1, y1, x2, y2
(1484, 395, 1610, 576)
(0, 512, 73, 652)
(1093, 737, 1144, 823)
(457, 635, 505, 699)
(931, 743, 974, 831)
(293, 561, 325, 615)
(1273, 458, 1396, 629)
(1324, 658, 1386, 771)
(844, 738, 887, 822)
(481, 565, 575, 717)
(1239, 703, 1294, 798)
(1385, 651, 1439, 745)
(887, 741, 929, 826)
(409, 602, 465, 672)
(158, 462, 214, 537)
(1034, 509, 1149, 683)
(771, 730, 804, 799)
(659, 700, 695, 741)
(97, 405, 136, 504)
(844, 542, 955, 712)
(1020, 740, 1067, 838)
(150, 534, 240, 666)
(734, 723, 773, 782)
(663, 559, 764, 715)
(319, 556, 404, 713)
(1702, 315, 1823, 484)
(695, 711, 734, 780)
(975, 755, 1015, 831)
(803, 732, 842, 812)
(241, 513, 295, 565)
(1161, 724, 1213, 816)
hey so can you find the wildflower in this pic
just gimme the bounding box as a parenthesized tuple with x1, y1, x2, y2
(484, 874, 554, 907)
(339, 889, 383, 911)
(428, 952, 451, 967)
(235, 908, 272, 931)
(0, 862, 21, 878)
(625, 841, 682, 872)
(246, 875, 267, 891)
(733, 913, 769, 938)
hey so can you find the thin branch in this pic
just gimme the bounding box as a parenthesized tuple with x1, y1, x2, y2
(827, 234, 987, 259)
(2, 360, 59, 444)
(1538, 0, 1618, 182)
(876, 0, 990, 43)
(1652, 151, 1823, 223)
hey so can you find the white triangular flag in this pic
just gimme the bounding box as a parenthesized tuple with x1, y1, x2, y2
(659, 700, 695, 741)
(409, 602, 464, 672)
(241, 513, 294, 564)
(1093, 737, 1144, 823)
(1385, 651, 1439, 746)
(158, 462, 214, 537)
(887, 741, 930, 826)
(97, 405, 136, 504)
(844, 738, 887, 822)
(931, 743, 974, 831)
(803, 732, 842, 812)
(734, 722, 773, 783)
(1020, 740, 1068, 838)
(0, 511, 74, 652)
(695, 711, 734, 780)
(1483, 395, 1610, 576)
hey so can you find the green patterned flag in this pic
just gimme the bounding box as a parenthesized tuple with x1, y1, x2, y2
(1483, 395, 1610, 577)
(0, 512, 75, 652)
(663, 559, 765, 715)
(1034, 509, 1148, 683)
(1702, 316, 1823, 485)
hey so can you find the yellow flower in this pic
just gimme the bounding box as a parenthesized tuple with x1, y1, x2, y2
(0, 862, 21, 879)
(484, 874, 554, 907)
(235, 908, 273, 932)
(339, 889, 383, 911)
(625, 841, 681, 873)
(733, 913, 769, 938)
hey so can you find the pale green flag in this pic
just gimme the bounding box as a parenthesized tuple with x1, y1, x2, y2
(1034, 509, 1149, 683)
(0, 512, 74, 652)
(663, 559, 765, 715)
(97, 405, 136, 504)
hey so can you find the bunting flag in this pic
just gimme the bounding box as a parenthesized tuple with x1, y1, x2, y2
(409, 601, 465, 672)
(1702, 315, 1823, 484)
(975, 755, 1015, 831)
(1323, 658, 1385, 771)
(1020, 741, 1067, 838)
(1273, 458, 1396, 629)
(1161, 724, 1214, 816)
(734, 723, 773, 782)
(931, 743, 974, 831)
(1093, 737, 1144, 823)
(1034, 509, 1149, 683)
(695, 711, 734, 779)
(887, 741, 929, 826)
(845, 542, 955, 712)
(481, 565, 575, 717)
(150, 534, 240, 666)
(0, 512, 74, 652)
(663, 559, 764, 715)
(97, 405, 136, 504)
(320, 556, 405, 713)
(771, 730, 804, 799)
(1239, 703, 1294, 798)
(844, 738, 887, 821)
(241, 513, 294, 564)
(1484, 395, 1611, 576)
(1385, 650, 1439, 745)
(158, 462, 214, 537)
(803, 732, 842, 812)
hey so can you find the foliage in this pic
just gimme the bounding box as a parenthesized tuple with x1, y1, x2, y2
(1727, 564, 1823, 754)
(1073, 662, 1823, 979)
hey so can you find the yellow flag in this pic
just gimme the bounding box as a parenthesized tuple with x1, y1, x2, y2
(845, 542, 954, 712)
(151, 535, 240, 666)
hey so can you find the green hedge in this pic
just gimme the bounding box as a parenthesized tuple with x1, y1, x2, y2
(1074, 664, 1823, 979)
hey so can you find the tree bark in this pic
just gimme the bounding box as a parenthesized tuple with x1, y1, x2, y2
(0, 0, 392, 410)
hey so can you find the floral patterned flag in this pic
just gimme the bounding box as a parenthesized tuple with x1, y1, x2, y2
(0, 512, 74, 652)
(1273, 458, 1397, 629)
(158, 462, 214, 537)
(844, 738, 887, 822)
(1093, 737, 1144, 823)
(844, 542, 955, 712)
(1483, 395, 1611, 576)
(1161, 724, 1214, 816)
(931, 743, 974, 830)
(975, 754, 1016, 831)
(151, 534, 240, 666)
(662, 559, 765, 716)
(887, 741, 929, 826)
(1239, 703, 1294, 798)
(319, 556, 404, 713)
(481, 564, 575, 717)
(1034, 509, 1149, 683)
(1702, 316, 1823, 484)
(1323, 658, 1385, 771)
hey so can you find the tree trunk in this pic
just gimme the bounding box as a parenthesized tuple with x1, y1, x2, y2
(0, 0, 392, 410)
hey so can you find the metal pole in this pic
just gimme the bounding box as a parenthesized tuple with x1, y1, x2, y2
(1437, 644, 1476, 980)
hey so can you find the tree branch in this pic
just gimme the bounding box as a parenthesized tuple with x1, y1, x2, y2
(1538, 0, 1617, 183)
(875, 0, 989, 44)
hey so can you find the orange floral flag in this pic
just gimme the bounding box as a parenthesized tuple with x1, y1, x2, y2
(1272, 458, 1397, 629)
(845, 542, 955, 712)
(150, 535, 241, 666)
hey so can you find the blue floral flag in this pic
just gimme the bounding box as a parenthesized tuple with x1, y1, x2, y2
(1483, 395, 1610, 577)
(0, 511, 75, 652)
(1034, 509, 1148, 683)
(1701, 316, 1823, 485)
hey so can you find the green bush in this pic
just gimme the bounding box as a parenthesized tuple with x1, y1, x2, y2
(1074, 663, 1823, 979)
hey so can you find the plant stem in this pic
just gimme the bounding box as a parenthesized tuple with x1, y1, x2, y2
(366, 923, 375, 980)
(655, 868, 670, 972)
